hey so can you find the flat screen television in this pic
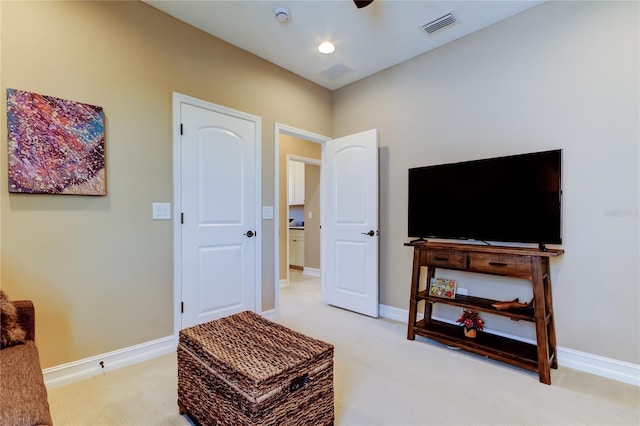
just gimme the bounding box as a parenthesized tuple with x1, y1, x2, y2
(408, 149, 562, 247)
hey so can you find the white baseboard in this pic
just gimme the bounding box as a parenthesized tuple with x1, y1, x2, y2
(303, 267, 320, 277)
(261, 308, 278, 321)
(379, 303, 407, 323)
(43, 335, 176, 389)
(44, 305, 638, 389)
(558, 347, 640, 387)
(379, 304, 639, 387)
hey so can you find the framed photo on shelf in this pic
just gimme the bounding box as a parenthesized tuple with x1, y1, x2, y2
(429, 278, 457, 299)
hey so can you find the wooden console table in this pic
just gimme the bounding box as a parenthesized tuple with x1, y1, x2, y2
(405, 241, 563, 384)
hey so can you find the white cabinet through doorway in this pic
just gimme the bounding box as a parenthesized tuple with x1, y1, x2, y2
(288, 160, 305, 205)
(289, 229, 305, 268)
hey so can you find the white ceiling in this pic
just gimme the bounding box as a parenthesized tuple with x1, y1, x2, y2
(143, 0, 544, 91)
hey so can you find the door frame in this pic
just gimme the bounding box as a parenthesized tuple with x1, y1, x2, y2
(274, 123, 330, 315)
(173, 92, 262, 337)
(285, 155, 322, 283)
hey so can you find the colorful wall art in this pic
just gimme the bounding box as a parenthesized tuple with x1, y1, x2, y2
(7, 89, 106, 195)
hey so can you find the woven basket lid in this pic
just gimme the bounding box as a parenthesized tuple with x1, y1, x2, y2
(180, 311, 333, 386)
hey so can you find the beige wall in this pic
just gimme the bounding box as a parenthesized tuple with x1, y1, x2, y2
(332, 1, 639, 364)
(2, 0, 638, 370)
(277, 134, 321, 280)
(0, 1, 331, 368)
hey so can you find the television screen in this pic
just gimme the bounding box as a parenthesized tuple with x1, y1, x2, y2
(408, 149, 562, 245)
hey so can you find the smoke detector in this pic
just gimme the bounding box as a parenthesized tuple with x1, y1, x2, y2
(274, 7, 290, 23)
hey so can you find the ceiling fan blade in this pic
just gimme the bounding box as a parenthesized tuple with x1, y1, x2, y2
(354, 0, 374, 9)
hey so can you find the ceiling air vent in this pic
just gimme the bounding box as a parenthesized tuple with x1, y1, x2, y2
(321, 64, 353, 81)
(420, 12, 456, 35)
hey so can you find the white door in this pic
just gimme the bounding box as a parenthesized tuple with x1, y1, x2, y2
(179, 101, 259, 329)
(322, 129, 379, 317)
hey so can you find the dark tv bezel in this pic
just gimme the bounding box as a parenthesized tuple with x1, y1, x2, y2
(407, 149, 562, 245)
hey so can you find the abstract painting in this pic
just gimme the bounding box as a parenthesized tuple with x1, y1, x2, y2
(7, 88, 106, 195)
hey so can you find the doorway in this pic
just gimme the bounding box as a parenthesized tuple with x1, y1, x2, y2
(275, 124, 330, 313)
(274, 124, 380, 318)
(286, 156, 321, 278)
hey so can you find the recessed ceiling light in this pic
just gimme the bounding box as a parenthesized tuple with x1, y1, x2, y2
(318, 42, 335, 54)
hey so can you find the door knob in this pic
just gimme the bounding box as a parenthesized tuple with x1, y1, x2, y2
(244, 230, 255, 238)
(361, 230, 375, 237)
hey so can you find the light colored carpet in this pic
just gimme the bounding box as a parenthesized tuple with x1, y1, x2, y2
(48, 271, 640, 425)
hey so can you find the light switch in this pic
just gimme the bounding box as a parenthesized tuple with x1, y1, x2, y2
(308, 211, 313, 219)
(262, 206, 274, 219)
(152, 202, 171, 220)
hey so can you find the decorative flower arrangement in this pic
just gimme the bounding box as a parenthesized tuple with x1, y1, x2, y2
(456, 310, 484, 332)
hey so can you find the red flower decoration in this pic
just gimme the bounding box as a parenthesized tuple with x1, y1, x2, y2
(456, 310, 484, 331)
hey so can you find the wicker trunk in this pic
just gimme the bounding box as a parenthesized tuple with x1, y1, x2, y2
(178, 311, 334, 426)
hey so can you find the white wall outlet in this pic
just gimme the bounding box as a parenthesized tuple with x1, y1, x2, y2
(457, 287, 468, 296)
(152, 202, 171, 220)
(308, 211, 313, 219)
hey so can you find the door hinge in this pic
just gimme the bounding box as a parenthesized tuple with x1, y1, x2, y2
(180, 123, 183, 135)
(181, 212, 184, 224)
(181, 301, 184, 313)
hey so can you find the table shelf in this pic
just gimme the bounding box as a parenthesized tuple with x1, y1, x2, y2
(405, 241, 563, 384)
(417, 291, 538, 323)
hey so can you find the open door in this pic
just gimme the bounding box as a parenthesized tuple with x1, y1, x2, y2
(322, 129, 379, 317)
